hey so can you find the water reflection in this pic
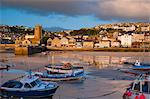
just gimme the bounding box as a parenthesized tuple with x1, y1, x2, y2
(48, 51, 137, 69)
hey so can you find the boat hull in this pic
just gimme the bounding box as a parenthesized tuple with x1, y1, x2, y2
(45, 65, 84, 74)
(0, 86, 58, 98)
(35, 71, 84, 81)
(132, 65, 150, 71)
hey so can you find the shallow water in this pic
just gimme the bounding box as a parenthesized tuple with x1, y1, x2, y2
(0, 51, 150, 99)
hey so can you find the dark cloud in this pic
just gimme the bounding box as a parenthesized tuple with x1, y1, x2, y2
(1, 0, 150, 21)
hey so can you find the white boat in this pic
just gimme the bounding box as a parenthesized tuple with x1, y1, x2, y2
(34, 68, 84, 81)
(45, 63, 84, 74)
(123, 74, 150, 99)
(36, 53, 85, 81)
(0, 75, 59, 98)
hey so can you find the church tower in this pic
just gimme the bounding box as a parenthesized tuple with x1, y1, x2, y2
(34, 24, 42, 42)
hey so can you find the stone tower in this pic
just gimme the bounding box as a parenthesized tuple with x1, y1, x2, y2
(34, 25, 42, 41)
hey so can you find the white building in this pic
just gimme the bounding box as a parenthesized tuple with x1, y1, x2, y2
(120, 34, 132, 47)
(112, 25, 135, 31)
(124, 25, 136, 31)
(99, 40, 110, 48)
(111, 41, 121, 47)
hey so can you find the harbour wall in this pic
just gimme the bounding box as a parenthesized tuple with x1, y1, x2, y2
(47, 47, 150, 52)
(15, 46, 46, 55)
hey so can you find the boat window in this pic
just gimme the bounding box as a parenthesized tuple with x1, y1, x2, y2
(35, 79, 41, 84)
(142, 81, 148, 93)
(30, 81, 37, 87)
(24, 83, 32, 88)
(134, 82, 140, 92)
(148, 82, 150, 93)
(2, 81, 23, 88)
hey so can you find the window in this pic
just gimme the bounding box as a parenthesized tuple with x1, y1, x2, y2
(24, 83, 32, 88)
(30, 81, 37, 87)
(134, 82, 140, 92)
(35, 79, 41, 84)
(142, 81, 148, 93)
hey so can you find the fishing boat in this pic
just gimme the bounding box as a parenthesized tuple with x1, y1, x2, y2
(34, 70, 84, 81)
(35, 52, 85, 81)
(45, 63, 84, 74)
(34, 63, 84, 81)
(132, 60, 150, 71)
(123, 74, 150, 99)
(0, 75, 59, 98)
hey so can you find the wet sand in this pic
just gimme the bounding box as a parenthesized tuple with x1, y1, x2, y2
(0, 51, 150, 99)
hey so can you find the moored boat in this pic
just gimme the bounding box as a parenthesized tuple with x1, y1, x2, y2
(35, 63, 85, 81)
(34, 69, 84, 81)
(0, 75, 59, 98)
(45, 63, 84, 74)
(123, 74, 150, 99)
(132, 60, 150, 71)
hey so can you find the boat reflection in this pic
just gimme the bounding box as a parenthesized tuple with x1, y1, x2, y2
(48, 52, 132, 70)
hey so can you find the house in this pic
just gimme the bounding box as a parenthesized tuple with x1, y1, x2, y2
(144, 33, 150, 42)
(99, 40, 111, 48)
(60, 37, 69, 47)
(47, 38, 53, 46)
(15, 38, 22, 46)
(51, 37, 61, 47)
(123, 25, 136, 31)
(75, 38, 83, 48)
(94, 43, 100, 48)
(132, 33, 144, 42)
(68, 37, 76, 47)
(83, 35, 89, 40)
(111, 41, 121, 47)
(141, 26, 150, 32)
(132, 42, 143, 48)
(120, 34, 132, 47)
(83, 40, 94, 48)
(22, 39, 32, 47)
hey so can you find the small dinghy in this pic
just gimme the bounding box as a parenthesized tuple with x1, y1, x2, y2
(33, 63, 84, 81)
(123, 74, 150, 99)
(132, 60, 150, 71)
(0, 75, 59, 98)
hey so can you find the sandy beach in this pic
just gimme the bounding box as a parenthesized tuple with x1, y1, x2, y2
(0, 51, 150, 99)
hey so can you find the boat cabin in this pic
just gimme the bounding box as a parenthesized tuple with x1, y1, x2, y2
(130, 76, 150, 93)
(1, 76, 42, 89)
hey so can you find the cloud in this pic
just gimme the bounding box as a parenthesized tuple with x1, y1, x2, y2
(1, 0, 150, 21)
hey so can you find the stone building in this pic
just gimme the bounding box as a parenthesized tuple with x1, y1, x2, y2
(68, 37, 76, 47)
(16, 25, 42, 46)
(99, 40, 111, 48)
(83, 40, 94, 48)
(60, 37, 69, 47)
(51, 37, 61, 47)
(47, 38, 53, 46)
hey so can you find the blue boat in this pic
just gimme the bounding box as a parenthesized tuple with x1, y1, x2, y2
(0, 75, 59, 98)
(132, 60, 150, 71)
(33, 62, 85, 81)
(45, 63, 84, 74)
(34, 69, 84, 81)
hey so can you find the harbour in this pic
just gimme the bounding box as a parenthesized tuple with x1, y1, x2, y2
(1, 51, 150, 99)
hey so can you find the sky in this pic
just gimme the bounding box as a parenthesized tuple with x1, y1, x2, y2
(1, 0, 150, 29)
